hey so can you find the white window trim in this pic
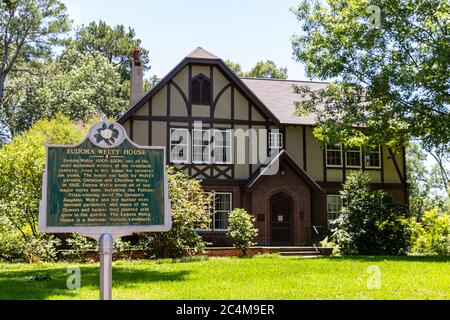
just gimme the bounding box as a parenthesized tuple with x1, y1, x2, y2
(213, 192, 233, 232)
(325, 143, 343, 168)
(192, 129, 211, 164)
(327, 195, 342, 222)
(170, 128, 189, 164)
(365, 145, 382, 169)
(269, 131, 283, 150)
(213, 129, 234, 165)
(345, 146, 362, 169)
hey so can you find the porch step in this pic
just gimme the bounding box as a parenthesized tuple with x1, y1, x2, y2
(279, 251, 322, 257)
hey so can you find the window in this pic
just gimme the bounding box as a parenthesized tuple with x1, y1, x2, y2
(192, 129, 211, 164)
(326, 143, 343, 167)
(192, 74, 211, 105)
(214, 192, 232, 231)
(346, 146, 362, 168)
(170, 128, 189, 163)
(214, 130, 233, 164)
(365, 145, 381, 169)
(269, 131, 283, 150)
(327, 195, 342, 222)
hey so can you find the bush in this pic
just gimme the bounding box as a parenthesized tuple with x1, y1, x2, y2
(332, 171, 413, 255)
(227, 209, 258, 256)
(0, 115, 94, 262)
(412, 208, 450, 256)
(62, 233, 96, 261)
(142, 169, 212, 258)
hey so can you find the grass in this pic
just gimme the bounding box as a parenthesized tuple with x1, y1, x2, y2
(0, 255, 449, 300)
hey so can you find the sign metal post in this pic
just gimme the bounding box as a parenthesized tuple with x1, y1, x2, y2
(99, 233, 113, 300)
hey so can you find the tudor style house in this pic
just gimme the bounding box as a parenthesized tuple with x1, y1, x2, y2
(118, 47, 408, 246)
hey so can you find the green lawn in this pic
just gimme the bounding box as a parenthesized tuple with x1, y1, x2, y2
(0, 255, 449, 300)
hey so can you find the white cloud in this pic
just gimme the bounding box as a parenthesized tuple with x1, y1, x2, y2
(66, 3, 82, 28)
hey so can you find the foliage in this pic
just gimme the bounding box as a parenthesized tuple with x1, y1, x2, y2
(291, 0, 450, 193)
(142, 168, 212, 258)
(332, 171, 413, 255)
(68, 20, 150, 80)
(62, 233, 96, 262)
(407, 142, 449, 217)
(412, 208, 450, 256)
(0, 0, 70, 141)
(224, 60, 244, 77)
(226, 209, 258, 256)
(3, 49, 126, 137)
(224, 60, 288, 79)
(0, 115, 93, 261)
(246, 60, 288, 79)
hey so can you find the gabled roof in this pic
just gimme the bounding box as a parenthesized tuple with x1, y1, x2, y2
(186, 47, 220, 60)
(240, 78, 328, 125)
(117, 47, 280, 125)
(245, 150, 323, 193)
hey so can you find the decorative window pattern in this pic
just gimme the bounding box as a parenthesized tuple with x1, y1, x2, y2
(346, 146, 362, 168)
(327, 195, 342, 221)
(214, 192, 232, 231)
(326, 143, 343, 167)
(192, 74, 211, 105)
(192, 129, 211, 164)
(365, 145, 381, 169)
(170, 128, 189, 163)
(214, 130, 233, 164)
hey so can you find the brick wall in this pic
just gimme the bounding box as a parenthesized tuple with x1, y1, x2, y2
(249, 165, 313, 246)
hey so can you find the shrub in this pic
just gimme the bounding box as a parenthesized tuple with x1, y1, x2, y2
(332, 171, 413, 255)
(412, 208, 450, 256)
(142, 169, 212, 258)
(0, 115, 94, 262)
(63, 233, 96, 262)
(227, 209, 258, 256)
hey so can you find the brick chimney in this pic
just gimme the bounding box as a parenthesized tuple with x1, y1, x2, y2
(130, 48, 144, 105)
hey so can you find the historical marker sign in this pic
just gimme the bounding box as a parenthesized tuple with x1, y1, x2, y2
(39, 121, 171, 236)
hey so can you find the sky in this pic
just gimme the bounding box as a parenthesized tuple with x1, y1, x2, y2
(62, 0, 307, 80)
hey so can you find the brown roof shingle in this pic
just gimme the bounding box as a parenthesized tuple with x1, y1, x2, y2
(240, 78, 328, 125)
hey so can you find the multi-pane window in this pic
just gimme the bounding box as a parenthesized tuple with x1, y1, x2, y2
(327, 195, 342, 221)
(214, 130, 232, 164)
(365, 145, 381, 169)
(326, 143, 343, 167)
(346, 146, 362, 168)
(269, 131, 283, 150)
(170, 128, 189, 163)
(192, 129, 211, 164)
(214, 193, 232, 231)
(192, 74, 211, 105)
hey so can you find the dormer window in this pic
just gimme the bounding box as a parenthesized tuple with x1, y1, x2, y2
(192, 74, 211, 105)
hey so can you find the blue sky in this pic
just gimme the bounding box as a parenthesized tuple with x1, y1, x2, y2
(62, 0, 307, 80)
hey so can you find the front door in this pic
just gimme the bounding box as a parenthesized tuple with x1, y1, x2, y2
(270, 193, 293, 246)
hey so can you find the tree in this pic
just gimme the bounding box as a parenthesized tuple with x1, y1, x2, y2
(2, 49, 126, 136)
(227, 209, 258, 256)
(407, 142, 449, 217)
(332, 171, 413, 255)
(291, 0, 450, 194)
(225, 60, 288, 79)
(0, 115, 93, 261)
(69, 20, 150, 80)
(0, 0, 70, 141)
(142, 169, 212, 258)
(246, 60, 288, 79)
(224, 60, 244, 77)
